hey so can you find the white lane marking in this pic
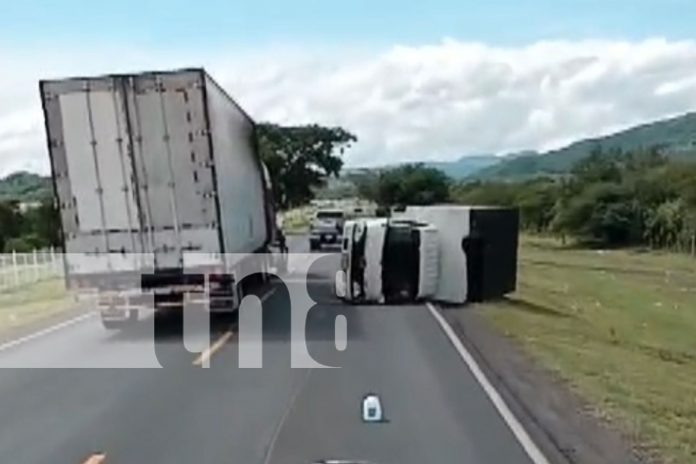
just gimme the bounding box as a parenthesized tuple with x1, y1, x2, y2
(426, 302, 550, 464)
(0, 312, 95, 353)
(262, 369, 312, 464)
(261, 287, 278, 303)
(81, 452, 107, 464)
(0, 287, 278, 357)
(193, 330, 234, 367)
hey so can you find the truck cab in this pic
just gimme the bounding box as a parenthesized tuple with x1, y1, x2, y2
(336, 218, 439, 303)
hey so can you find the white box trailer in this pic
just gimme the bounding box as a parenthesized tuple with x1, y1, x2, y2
(40, 68, 275, 327)
(336, 206, 518, 305)
(397, 206, 518, 303)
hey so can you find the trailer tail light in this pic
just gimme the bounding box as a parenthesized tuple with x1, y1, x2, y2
(207, 268, 233, 290)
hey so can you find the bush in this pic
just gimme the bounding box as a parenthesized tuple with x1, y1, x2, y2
(448, 148, 696, 251)
(4, 234, 45, 252)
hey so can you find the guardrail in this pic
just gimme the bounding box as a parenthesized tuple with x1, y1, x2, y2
(0, 248, 63, 292)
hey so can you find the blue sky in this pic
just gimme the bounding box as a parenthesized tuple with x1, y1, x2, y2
(2, 0, 694, 47)
(2, 0, 696, 174)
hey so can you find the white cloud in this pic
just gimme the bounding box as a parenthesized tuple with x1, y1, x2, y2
(2, 38, 696, 176)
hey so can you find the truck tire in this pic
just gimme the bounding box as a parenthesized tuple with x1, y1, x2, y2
(309, 239, 319, 251)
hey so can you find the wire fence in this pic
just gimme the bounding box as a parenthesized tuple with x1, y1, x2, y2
(0, 248, 64, 292)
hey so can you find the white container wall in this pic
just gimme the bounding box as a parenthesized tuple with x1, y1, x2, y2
(41, 69, 272, 278)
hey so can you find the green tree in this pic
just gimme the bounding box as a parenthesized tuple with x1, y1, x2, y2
(4, 235, 44, 253)
(450, 181, 518, 207)
(515, 180, 559, 232)
(571, 146, 622, 184)
(363, 164, 451, 207)
(257, 123, 357, 209)
(21, 198, 61, 248)
(554, 183, 641, 246)
(623, 147, 667, 172)
(353, 171, 380, 202)
(0, 201, 22, 252)
(644, 199, 686, 249)
(445, 145, 696, 251)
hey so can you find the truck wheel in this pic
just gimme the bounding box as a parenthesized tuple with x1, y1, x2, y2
(309, 240, 319, 251)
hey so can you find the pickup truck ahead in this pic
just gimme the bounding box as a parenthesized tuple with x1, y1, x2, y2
(309, 209, 345, 250)
(41, 68, 275, 329)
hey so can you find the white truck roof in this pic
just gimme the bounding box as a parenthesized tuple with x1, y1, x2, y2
(395, 206, 472, 303)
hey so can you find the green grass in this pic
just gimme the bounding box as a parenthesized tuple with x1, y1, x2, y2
(281, 207, 314, 235)
(479, 236, 696, 463)
(0, 279, 74, 332)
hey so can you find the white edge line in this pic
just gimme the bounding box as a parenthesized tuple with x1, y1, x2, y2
(425, 302, 551, 464)
(262, 369, 312, 464)
(0, 312, 95, 353)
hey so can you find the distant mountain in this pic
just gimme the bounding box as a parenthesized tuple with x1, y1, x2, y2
(0, 172, 52, 202)
(471, 112, 696, 181)
(343, 154, 501, 180)
(423, 155, 500, 179)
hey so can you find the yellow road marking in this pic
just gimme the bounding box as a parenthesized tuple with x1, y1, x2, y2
(193, 330, 234, 367)
(82, 453, 106, 464)
(192, 287, 276, 367)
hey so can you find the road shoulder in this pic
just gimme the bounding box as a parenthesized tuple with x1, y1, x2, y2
(0, 303, 92, 350)
(439, 305, 645, 464)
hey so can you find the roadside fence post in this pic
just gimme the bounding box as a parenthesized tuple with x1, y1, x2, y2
(12, 250, 19, 287)
(33, 249, 40, 281)
(50, 246, 57, 273)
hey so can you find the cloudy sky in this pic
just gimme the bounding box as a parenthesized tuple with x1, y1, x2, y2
(2, 0, 696, 176)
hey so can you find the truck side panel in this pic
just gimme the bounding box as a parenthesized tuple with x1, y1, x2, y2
(126, 70, 221, 269)
(204, 74, 269, 254)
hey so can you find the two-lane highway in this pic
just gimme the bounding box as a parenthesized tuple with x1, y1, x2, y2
(0, 235, 540, 464)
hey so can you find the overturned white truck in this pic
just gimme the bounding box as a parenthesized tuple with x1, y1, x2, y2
(335, 206, 519, 304)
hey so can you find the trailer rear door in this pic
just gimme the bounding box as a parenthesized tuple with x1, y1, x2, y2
(42, 77, 143, 262)
(124, 71, 220, 269)
(42, 70, 222, 273)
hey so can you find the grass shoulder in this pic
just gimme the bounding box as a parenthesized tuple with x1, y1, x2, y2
(0, 279, 75, 333)
(480, 235, 696, 463)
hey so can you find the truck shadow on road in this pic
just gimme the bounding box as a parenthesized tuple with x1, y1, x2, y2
(100, 276, 367, 349)
(443, 296, 575, 319)
(102, 310, 237, 349)
(255, 277, 367, 343)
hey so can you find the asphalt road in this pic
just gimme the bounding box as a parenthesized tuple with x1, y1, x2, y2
(0, 235, 535, 464)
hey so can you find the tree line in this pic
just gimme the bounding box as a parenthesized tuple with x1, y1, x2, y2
(355, 148, 696, 252)
(5, 119, 695, 253)
(0, 199, 60, 252)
